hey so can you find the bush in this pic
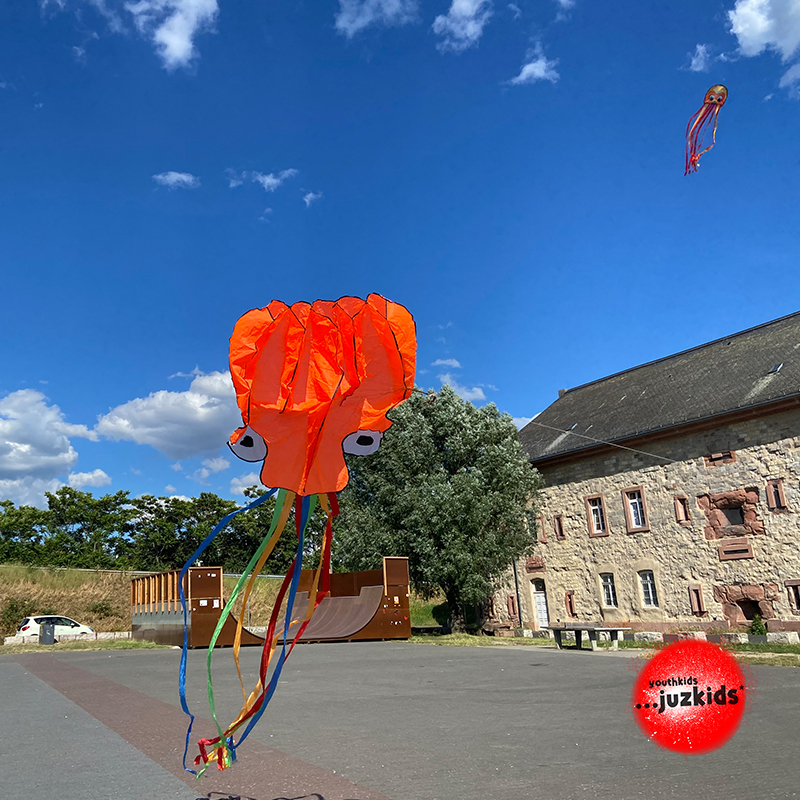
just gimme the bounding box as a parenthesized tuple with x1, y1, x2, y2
(88, 600, 115, 618)
(750, 614, 768, 636)
(0, 598, 35, 636)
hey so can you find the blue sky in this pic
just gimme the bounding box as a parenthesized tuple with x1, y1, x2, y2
(2, 0, 800, 507)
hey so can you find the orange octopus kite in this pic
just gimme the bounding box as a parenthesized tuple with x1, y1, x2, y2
(685, 84, 728, 175)
(179, 294, 416, 775)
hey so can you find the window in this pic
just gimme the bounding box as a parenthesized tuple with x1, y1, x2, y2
(585, 495, 609, 536)
(536, 516, 546, 543)
(767, 480, 787, 511)
(718, 538, 754, 561)
(639, 571, 658, 607)
(600, 573, 617, 607)
(689, 584, 707, 616)
(705, 451, 736, 467)
(553, 515, 566, 541)
(675, 496, 691, 525)
(565, 590, 577, 618)
(622, 487, 648, 532)
(722, 506, 745, 526)
(786, 581, 800, 614)
(507, 594, 518, 619)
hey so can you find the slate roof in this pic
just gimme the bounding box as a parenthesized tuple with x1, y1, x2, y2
(519, 311, 800, 463)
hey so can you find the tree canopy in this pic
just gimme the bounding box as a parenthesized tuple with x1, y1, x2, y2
(333, 386, 543, 631)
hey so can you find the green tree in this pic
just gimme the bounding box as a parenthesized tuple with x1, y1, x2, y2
(41, 487, 135, 568)
(0, 500, 50, 564)
(333, 385, 543, 632)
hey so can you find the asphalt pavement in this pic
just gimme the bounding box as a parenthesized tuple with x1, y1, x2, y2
(1, 641, 798, 800)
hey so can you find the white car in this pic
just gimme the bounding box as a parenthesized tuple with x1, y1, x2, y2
(17, 615, 95, 640)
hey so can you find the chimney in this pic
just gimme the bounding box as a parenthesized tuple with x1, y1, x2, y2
(558, 389, 567, 398)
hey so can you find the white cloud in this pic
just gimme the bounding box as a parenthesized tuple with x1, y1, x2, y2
(303, 191, 323, 207)
(509, 44, 560, 84)
(557, 0, 575, 7)
(728, 0, 800, 60)
(89, 0, 125, 32)
(228, 169, 298, 193)
(511, 416, 533, 429)
(508, 3, 521, 19)
(433, 0, 493, 53)
(165, 483, 177, 493)
(250, 169, 298, 192)
(258, 208, 273, 222)
(225, 169, 245, 188)
(96, 370, 242, 460)
(230, 471, 261, 495)
(438, 372, 486, 403)
(687, 43, 711, 71)
(0, 389, 98, 507)
(192, 456, 230, 483)
(124, 0, 219, 70)
(0, 390, 97, 482)
(432, 358, 462, 368)
(335, 0, 419, 37)
(68, 469, 112, 489)
(0, 478, 63, 509)
(779, 61, 800, 94)
(171, 461, 183, 471)
(152, 171, 200, 189)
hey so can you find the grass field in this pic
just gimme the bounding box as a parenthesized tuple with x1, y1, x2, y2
(0, 638, 168, 656)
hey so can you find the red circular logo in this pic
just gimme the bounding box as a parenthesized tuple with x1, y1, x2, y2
(632, 640, 746, 755)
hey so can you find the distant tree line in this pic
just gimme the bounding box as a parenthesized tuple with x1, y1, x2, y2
(0, 487, 325, 575)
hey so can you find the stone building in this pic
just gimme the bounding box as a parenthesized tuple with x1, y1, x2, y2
(498, 312, 800, 634)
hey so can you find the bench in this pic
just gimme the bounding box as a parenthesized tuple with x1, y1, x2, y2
(546, 625, 631, 652)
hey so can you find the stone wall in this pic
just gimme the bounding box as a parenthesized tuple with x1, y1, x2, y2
(494, 409, 800, 632)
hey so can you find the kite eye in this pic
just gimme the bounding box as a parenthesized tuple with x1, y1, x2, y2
(228, 427, 267, 462)
(342, 430, 383, 456)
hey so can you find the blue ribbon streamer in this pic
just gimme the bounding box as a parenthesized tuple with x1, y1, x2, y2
(234, 493, 310, 748)
(178, 488, 277, 774)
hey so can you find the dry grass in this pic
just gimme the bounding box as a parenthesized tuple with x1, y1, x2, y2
(222, 575, 283, 626)
(0, 564, 133, 635)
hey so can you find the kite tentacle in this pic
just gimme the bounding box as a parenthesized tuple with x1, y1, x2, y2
(195, 492, 339, 772)
(177, 487, 278, 775)
(201, 488, 295, 770)
(195, 494, 316, 773)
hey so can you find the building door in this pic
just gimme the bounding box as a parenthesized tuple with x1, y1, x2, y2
(531, 579, 549, 630)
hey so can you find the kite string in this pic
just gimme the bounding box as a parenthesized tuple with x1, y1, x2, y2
(525, 419, 679, 464)
(177, 487, 277, 776)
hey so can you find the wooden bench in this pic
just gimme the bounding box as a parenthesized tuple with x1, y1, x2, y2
(546, 625, 631, 652)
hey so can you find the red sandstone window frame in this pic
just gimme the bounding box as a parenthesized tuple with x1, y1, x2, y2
(553, 514, 566, 541)
(507, 594, 518, 620)
(688, 583, 707, 616)
(674, 495, 691, 525)
(785, 581, 800, 615)
(565, 590, 577, 618)
(584, 494, 609, 537)
(766, 479, 788, 511)
(621, 486, 649, 533)
(536, 516, 546, 543)
(704, 451, 736, 467)
(718, 538, 754, 561)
